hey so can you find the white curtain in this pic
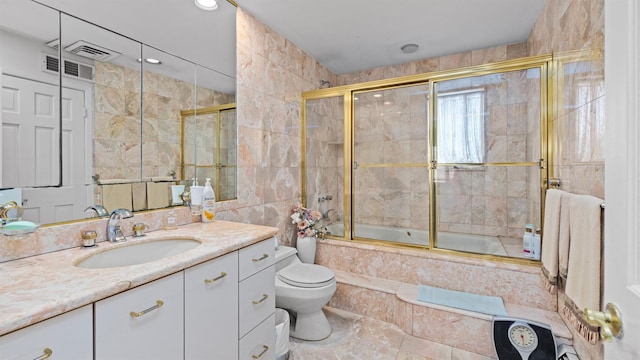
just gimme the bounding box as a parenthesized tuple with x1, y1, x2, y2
(436, 91, 485, 163)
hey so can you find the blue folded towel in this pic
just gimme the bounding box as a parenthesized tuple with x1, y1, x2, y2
(417, 284, 508, 316)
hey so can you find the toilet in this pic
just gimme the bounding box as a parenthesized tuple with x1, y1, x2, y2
(275, 244, 336, 341)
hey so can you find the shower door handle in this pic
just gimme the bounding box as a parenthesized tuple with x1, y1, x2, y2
(353, 161, 359, 170)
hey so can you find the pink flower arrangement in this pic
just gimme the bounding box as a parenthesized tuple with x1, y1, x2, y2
(291, 203, 327, 238)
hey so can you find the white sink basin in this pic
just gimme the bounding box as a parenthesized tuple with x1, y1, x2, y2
(76, 238, 201, 269)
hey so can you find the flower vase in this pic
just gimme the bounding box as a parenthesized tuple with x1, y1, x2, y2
(296, 236, 317, 264)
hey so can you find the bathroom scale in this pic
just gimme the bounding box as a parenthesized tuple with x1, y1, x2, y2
(492, 316, 557, 360)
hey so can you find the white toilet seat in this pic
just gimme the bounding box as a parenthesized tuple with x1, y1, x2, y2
(277, 263, 335, 288)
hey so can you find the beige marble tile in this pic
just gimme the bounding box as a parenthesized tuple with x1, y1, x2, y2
(451, 348, 496, 360)
(399, 334, 452, 359)
(288, 307, 501, 360)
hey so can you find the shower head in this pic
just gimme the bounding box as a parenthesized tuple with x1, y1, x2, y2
(320, 80, 332, 88)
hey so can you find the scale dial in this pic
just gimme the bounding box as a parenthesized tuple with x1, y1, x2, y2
(508, 322, 538, 352)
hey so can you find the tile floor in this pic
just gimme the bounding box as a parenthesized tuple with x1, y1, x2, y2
(286, 307, 495, 360)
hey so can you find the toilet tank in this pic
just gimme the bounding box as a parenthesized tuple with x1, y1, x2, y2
(275, 245, 300, 271)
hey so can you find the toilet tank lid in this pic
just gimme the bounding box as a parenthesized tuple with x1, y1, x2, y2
(275, 245, 297, 261)
(278, 263, 335, 288)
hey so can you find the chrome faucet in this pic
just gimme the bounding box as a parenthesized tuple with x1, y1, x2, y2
(107, 208, 133, 243)
(84, 205, 109, 218)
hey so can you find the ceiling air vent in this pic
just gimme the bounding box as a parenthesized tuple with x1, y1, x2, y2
(41, 53, 95, 83)
(63, 40, 120, 61)
(45, 38, 60, 51)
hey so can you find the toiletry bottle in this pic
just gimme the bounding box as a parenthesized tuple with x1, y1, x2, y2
(531, 229, 542, 260)
(522, 224, 534, 258)
(190, 178, 203, 216)
(164, 209, 178, 230)
(201, 178, 215, 222)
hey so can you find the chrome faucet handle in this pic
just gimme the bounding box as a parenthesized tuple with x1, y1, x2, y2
(181, 191, 191, 205)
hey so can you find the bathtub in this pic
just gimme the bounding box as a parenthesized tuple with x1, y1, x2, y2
(325, 223, 507, 256)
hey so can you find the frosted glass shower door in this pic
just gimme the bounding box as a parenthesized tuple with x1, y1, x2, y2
(352, 84, 430, 246)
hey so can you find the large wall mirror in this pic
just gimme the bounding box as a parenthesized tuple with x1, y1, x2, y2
(0, 0, 237, 226)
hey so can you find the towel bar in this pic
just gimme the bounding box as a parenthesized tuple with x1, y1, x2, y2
(548, 178, 562, 188)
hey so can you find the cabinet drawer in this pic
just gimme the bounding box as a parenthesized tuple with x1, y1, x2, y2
(239, 265, 275, 337)
(0, 305, 93, 359)
(238, 238, 275, 280)
(95, 272, 184, 360)
(239, 313, 276, 360)
(185, 252, 239, 360)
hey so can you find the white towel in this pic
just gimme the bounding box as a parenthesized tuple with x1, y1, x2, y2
(98, 178, 140, 185)
(558, 192, 574, 280)
(146, 182, 170, 209)
(562, 194, 603, 344)
(132, 182, 147, 211)
(151, 176, 175, 182)
(102, 184, 133, 212)
(540, 189, 564, 294)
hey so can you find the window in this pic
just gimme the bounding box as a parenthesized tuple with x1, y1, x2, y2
(436, 89, 485, 163)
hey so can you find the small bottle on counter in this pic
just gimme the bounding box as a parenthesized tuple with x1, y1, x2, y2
(164, 209, 178, 230)
(201, 178, 215, 223)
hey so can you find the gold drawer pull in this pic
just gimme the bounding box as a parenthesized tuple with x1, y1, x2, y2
(130, 300, 164, 318)
(204, 272, 227, 284)
(252, 294, 269, 305)
(252, 254, 269, 262)
(252, 345, 269, 359)
(34, 348, 52, 360)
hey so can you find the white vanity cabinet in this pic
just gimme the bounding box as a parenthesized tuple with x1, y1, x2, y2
(184, 251, 239, 359)
(0, 237, 276, 360)
(0, 304, 92, 359)
(94, 272, 184, 360)
(238, 239, 276, 359)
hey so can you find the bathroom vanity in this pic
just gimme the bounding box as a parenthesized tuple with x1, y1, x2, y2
(0, 221, 277, 360)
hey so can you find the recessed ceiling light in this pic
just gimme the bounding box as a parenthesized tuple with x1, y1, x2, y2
(195, 0, 218, 11)
(401, 43, 419, 54)
(137, 58, 162, 65)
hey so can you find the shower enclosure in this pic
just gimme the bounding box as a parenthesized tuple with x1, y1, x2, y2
(303, 56, 551, 260)
(181, 104, 238, 201)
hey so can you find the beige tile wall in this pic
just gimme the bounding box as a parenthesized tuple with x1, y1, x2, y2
(93, 62, 234, 181)
(528, 0, 605, 359)
(4, 3, 604, 358)
(212, 9, 338, 246)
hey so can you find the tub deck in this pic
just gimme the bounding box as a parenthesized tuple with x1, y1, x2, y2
(330, 270, 572, 358)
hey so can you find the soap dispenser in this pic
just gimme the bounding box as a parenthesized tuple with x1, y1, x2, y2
(189, 178, 203, 215)
(201, 178, 215, 223)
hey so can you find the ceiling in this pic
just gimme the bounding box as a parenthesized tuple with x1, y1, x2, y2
(235, 0, 548, 74)
(3, 0, 547, 90)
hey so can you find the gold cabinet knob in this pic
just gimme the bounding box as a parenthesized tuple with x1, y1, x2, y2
(583, 303, 623, 342)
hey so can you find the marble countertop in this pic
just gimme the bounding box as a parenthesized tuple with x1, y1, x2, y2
(0, 220, 278, 337)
